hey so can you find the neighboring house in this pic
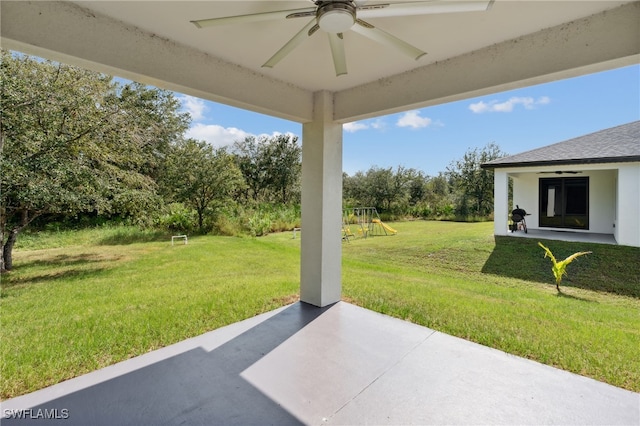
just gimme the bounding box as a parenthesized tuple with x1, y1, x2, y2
(482, 121, 640, 247)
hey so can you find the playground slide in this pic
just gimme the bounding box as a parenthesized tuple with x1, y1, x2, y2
(371, 219, 398, 235)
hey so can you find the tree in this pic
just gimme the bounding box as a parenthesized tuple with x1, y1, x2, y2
(0, 51, 189, 271)
(343, 166, 415, 212)
(232, 134, 301, 204)
(366, 167, 396, 210)
(262, 134, 301, 204)
(446, 142, 506, 216)
(343, 171, 368, 207)
(160, 139, 244, 232)
(232, 136, 268, 202)
(407, 170, 429, 206)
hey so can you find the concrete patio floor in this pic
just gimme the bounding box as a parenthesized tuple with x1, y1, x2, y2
(504, 228, 617, 245)
(2, 302, 638, 425)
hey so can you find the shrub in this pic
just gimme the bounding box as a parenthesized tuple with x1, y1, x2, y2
(210, 203, 301, 237)
(155, 203, 197, 234)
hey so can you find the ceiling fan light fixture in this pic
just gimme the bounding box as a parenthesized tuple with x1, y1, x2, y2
(317, 2, 356, 33)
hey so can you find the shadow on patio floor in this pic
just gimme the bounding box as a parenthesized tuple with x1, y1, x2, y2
(1, 303, 330, 425)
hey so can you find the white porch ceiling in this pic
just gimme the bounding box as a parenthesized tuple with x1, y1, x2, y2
(1, 1, 639, 123)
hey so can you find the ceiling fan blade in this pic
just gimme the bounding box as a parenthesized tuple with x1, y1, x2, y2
(191, 7, 315, 28)
(352, 20, 426, 60)
(263, 19, 317, 68)
(357, 0, 494, 19)
(328, 33, 348, 76)
(286, 10, 317, 19)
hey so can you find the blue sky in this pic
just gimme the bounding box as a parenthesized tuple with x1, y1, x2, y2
(178, 64, 639, 176)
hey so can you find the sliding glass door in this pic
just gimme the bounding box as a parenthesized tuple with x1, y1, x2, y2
(539, 177, 589, 229)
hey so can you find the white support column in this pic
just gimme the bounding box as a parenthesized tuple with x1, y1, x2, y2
(300, 91, 343, 307)
(494, 170, 509, 236)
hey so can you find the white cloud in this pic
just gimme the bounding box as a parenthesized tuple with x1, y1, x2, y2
(536, 96, 551, 106)
(186, 126, 299, 148)
(468, 101, 488, 113)
(396, 110, 432, 129)
(256, 131, 299, 143)
(469, 96, 551, 113)
(186, 123, 251, 148)
(344, 122, 370, 133)
(344, 119, 387, 133)
(179, 95, 207, 121)
(178, 94, 300, 147)
(370, 120, 386, 130)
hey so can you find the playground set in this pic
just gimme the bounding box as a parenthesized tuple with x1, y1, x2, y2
(342, 207, 397, 241)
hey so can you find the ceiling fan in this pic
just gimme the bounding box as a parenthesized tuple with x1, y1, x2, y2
(537, 171, 583, 175)
(190, 1, 494, 76)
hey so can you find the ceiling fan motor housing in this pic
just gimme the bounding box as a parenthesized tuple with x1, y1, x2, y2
(317, 1, 356, 33)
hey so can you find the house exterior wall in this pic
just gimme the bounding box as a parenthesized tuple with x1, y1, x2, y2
(589, 170, 616, 234)
(511, 173, 538, 229)
(616, 164, 640, 247)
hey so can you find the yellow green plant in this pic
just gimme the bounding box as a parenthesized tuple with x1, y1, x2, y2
(538, 242, 592, 292)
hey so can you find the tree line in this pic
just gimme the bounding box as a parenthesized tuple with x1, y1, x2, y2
(343, 141, 504, 221)
(1, 50, 504, 271)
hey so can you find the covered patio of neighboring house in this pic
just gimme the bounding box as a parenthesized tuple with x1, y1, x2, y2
(484, 121, 640, 247)
(501, 228, 618, 245)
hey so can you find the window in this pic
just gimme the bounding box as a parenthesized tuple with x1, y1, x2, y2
(539, 177, 589, 229)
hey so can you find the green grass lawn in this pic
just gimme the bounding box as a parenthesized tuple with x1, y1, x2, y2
(341, 221, 640, 392)
(1, 221, 639, 399)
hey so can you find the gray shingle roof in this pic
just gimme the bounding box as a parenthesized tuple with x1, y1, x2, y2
(482, 120, 640, 169)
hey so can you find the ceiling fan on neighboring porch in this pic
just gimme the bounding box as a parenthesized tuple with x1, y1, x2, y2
(190, 0, 494, 76)
(537, 171, 583, 175)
